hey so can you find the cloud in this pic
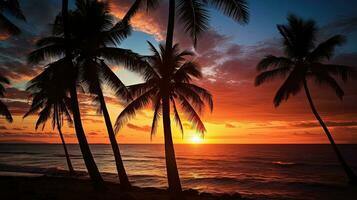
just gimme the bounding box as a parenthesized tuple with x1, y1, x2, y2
(126, 123, 151, 132)
(110, 0, 168, 40)
(225, 123, 236, 128)
(321, 16, 357, 36)
(0, 131, 75, 138)
(292, 121, 357, 128)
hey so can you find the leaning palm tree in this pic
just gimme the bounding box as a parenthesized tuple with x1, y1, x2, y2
(61, 0, 139, 187)
(0, 75, 12, 122)
(25, 0, 104, 184)
(24, 62, 75, 174)
(122, 0, 248, 51)
(28, 0, 142, 187)
(255, 15, 357, 184)
(115, 42, 213, 193)
(0, 0, 26, 36)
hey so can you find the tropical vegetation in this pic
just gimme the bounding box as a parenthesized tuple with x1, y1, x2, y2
(255, 14, 357, 184)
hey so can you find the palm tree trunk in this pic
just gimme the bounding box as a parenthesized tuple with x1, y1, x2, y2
(62, 0, 103, 184)
(162, 93, 182, 193)
(97, 89, 131, 188)
(165, 0, 175, 51)
(57, 121, 74, 174)
(303, 79, 357, 185)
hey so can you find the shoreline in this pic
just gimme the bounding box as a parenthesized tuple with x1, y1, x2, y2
(0, 174, 246, 200)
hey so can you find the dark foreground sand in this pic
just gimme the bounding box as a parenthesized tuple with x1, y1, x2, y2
(0, 175, 245, 200)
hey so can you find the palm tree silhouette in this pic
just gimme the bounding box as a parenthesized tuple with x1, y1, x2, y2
(0, 75, 12, 122)
(115, 42, 213, 193)
(255, 14, 357, 184)
(53, 0, 142, 188)
(24, 61, 75, 174)
(26, 0, 104, 184)
(28, 0, 143, 187)
(124, 0, 248, 49)
(0, 0, 26, 36)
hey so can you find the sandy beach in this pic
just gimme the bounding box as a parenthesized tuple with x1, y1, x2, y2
(0, 174, 245, 200)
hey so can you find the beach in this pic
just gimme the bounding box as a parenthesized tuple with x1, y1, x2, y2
(0, 174, 245, 200)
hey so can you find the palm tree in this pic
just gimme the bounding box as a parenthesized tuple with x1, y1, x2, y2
(115, 42, 213, 193)
(0, 0, 25, 36)
(24, 62, 75, 174)
(123, 0, 248, 50)
(0, 75, 12, 122)
(255, 15, 357, 184)
(25, 0, 104, 184)
(58, 0, 141, 188)
(28, 0, 142, 187)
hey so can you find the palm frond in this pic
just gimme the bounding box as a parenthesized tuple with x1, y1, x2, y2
(127, 81, 156, 98)
(0, 100, 13, 122)
(3, 0, 26, 20)
(177, 0, 209, 46)
(309, 72, 344, 99)
(99, 60, 131, 101)
(308, 35, 346, 62)
(179, 83, 213, 112)
(104, 21, 132, 46)
(207, 0, 249, 24)
(35, 104, 52, 130)
(312, 63, 356, 82)
(0, 13, 21, 35)
(174, 84, 205, 113)
(273, 68, 305, 107)
(177, 95, 206, 134)
(28, 45, 66, 65)
(255, 67, 291, 86)
(97, 47, 145, 73)
(174, 61, 202, 82)
(256, 55, 293, 71)
(150, 95, 161, 139)
(114, 88, 157, 133)
(36, 36, 66, 47)
(171, 97, 184, 138)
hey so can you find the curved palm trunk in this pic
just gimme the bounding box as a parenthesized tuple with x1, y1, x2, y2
(57, 121, 74, 174)
(69, 86, 103, 183)
(62, 0, 103, 184)
(165, 0, 175, 51)
(303, 80, 357, 185)
(162, 93, 182, 193)
(97, 89, 131, 188)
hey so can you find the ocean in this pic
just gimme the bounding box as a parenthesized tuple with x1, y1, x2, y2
(0, 144, 356, 200)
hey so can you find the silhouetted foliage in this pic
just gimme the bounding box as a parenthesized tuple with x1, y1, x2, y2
(115, 42, 213, 192)
(24, 60, 75, 173)
(255, 14, 357, 184)
(0, 75, 12, 122)
(0, 0, 25, 35)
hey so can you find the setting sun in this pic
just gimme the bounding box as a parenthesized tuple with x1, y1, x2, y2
(191, 135, 204, 144)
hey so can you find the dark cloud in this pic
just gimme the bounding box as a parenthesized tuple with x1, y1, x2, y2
(0, 131, 74, 138)
(126, 123, 151, 132)
(292, 121, 357, 128)
(4, 87, 29, 99)
(225, 123, 236, 128)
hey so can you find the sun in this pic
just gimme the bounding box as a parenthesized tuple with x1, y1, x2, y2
(191, 135, 204, 144)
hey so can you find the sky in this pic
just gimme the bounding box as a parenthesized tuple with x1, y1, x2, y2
(1, 0, 357, 144)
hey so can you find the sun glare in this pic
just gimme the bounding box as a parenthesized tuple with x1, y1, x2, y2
(191, 135, 204, 144)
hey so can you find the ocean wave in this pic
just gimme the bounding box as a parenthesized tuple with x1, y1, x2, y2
(271, 161, 302, 167)
(0, 151, 42, 155)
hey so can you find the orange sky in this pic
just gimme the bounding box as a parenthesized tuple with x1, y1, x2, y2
(1, 0, 357, 144)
